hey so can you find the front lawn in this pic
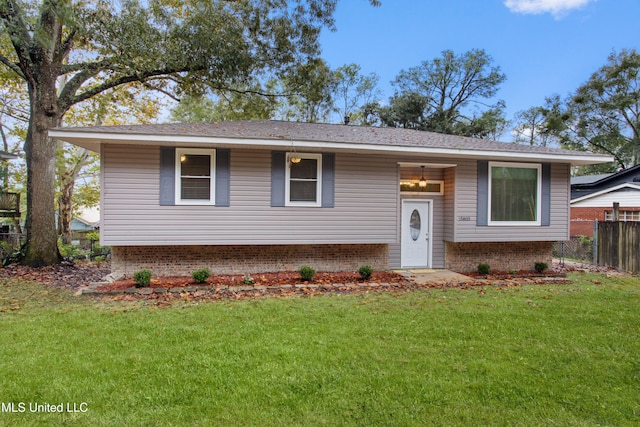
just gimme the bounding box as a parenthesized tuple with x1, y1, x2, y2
(0, 273, 639, 426)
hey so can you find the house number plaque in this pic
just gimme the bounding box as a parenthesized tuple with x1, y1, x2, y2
(458, 216, 472, 222)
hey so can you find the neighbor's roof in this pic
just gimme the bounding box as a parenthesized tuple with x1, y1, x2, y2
(571, 173, 613, 185)
(49, 120, 613, 166)
(571, 164, 640, 200)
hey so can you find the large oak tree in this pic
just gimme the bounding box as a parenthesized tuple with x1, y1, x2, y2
(0, 0, 378, 266)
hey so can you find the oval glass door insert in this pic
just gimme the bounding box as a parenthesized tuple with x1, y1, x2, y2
(410, 209, 421, 241)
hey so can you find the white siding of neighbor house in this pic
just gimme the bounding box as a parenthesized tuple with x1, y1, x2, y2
(101, 144, 399, 246)
(571, 188, 640, 207)
(451, 159, 570, 242)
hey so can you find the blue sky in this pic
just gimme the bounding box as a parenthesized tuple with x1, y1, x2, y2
(319, 0, 640, 138)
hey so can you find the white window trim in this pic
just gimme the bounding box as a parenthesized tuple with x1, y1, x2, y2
(400, 180, 444, 195)
(488, 161, 541, 226)
(285, 152, 322, 207)
(175, 148, 216, 205)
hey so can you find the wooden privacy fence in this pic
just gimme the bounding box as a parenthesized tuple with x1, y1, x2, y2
(597, 221, 640, 274)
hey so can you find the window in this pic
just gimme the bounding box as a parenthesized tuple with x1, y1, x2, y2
(175, 148, 215, 204)
(285, 153, 322, 206)
(605, 210, 640, 221)
(489, 162, 541, 225)
(400, 180, 444, 194)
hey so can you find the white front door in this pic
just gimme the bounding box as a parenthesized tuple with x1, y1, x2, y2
(401, 200, 432, 268)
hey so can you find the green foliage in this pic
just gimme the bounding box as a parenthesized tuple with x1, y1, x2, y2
(378, 49, 507, 138)
(579, 235, 594, 246)
(191, 268, 211, 284)
(520, 49, 640, 172)
(0, 240, 22, 266)
(58, 241, 88, 261)
(534, 262, 549, 273)
(331, 63, 381, 124)
(133, 269, 152, 288)
(298, 265, 316, 281)
(85, 231, 100, 241)
(358, 265, 374, 280)
(478, 263, 491, 275)
(276, 58, 336, 123)
(243, 274, 255, 285)
(512, 95, 567, 147)
(1, 0, 378, 266)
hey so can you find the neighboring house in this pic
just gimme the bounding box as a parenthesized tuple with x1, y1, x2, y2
(70, 207, 100, 240)
(50, 121, 611, 276)
(570, 165, 640, 237)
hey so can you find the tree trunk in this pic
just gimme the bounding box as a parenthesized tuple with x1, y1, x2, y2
(57, 171, 75, 245)
(23, 84, 61, 266)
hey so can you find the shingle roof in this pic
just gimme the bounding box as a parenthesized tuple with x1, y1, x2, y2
(570, 173, 613, 185)
(56, 119, 594, 156)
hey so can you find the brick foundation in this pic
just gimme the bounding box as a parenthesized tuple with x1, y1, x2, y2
(445, 241, 553, 273)
(111, 244, 389, 277)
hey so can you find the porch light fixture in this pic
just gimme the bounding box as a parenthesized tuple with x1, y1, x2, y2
(289, 141, 301, 165)
(419, 166, 427, 188)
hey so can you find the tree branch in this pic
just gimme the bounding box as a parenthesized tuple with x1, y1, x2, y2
(66, 66, 192, 110)
(54, 28, 76, 65)
(0, 53, 24, 79)
(0, 0, 34, 79)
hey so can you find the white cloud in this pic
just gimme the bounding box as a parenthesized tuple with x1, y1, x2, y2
(504, 0, 595, 17)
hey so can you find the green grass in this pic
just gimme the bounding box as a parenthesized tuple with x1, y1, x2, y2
(0, 273, 639, 426)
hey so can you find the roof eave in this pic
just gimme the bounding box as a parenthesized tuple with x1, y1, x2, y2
(48, 130, 614, 166)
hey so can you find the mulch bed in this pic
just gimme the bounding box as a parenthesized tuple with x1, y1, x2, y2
(96, 271, 407, 292)
(465, 270, 568, 280)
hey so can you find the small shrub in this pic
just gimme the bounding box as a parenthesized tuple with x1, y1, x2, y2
(534, 262, 548, 273)
(191, 268, 211, 284)
(133, 269, 152, 287)
(243, 274, 255, 285)
(358, 265, 374, 280)
(298, 265, 316, 281)
(477, 263, 491, 275)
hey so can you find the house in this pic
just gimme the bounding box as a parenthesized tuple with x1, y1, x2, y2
(570, 165, 640, 237)
(71, 207, 100, 233)
(49, 120, 612, 276)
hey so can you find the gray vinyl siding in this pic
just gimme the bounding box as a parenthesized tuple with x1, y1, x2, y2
(102, 145, 571, 260)
(101, 145, 398, 246)
(452, 159, 570, 242)
(443, 166, 456, 241)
